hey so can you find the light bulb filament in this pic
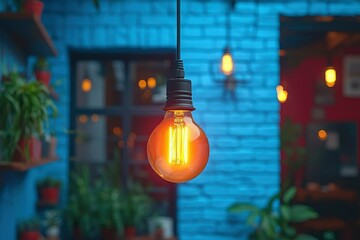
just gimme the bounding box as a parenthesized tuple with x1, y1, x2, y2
(169, 111, 188, 165)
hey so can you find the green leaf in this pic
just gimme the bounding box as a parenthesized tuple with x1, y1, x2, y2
(280, 205, 290, 221)
(246, 209, 260, 225)
(228, 203, 259, 213)
(289, 205, 318, 223)
(282, 225, 296, 237)
(283, 186, 296, 204)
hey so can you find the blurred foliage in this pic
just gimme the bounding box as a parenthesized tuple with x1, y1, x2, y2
(281, 117, 306, 190)
(0, 72, 57, 161)
(18, 218, 40, 232)
(37, 177, 61, 188)
(229, 187, 319, 240)
(66, 164, 153, 238)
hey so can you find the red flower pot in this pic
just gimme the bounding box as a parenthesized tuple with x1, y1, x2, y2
(124, 226, 136, 237)
(73, 226, 84, 240)
(23, 0, 44, 18)
(101, 228, 120, 240)
(20, 231, 40, 240)
(35, 71, 51, 86)
(14, 137, 42, 162)
(39, 187, 59, 204)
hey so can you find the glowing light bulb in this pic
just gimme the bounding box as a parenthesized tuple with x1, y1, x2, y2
(221, 51, 234, 76)
(325, 67, 336, 87)
(81, 79, 92, 92)
(276, 85, 288, 103)
(318, 129, 327, 141)
(147, 77, 157, 89)
(138, 79, 147, 89)
(147, 110, 209, 183)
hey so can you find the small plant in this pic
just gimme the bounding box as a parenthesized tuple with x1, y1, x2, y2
(228, 187, 319, 240)
(37, 177, 61, 188)
(122, 182, 152, 230)
(18, 218, 40, 232)
(0, 72, 57, 161)
(66, 166, 97, 238)
(42, 210, 61, 228)
(94, 179, 124, 238)
(281, 118, 306, 190)
(34, 57, 49, 71)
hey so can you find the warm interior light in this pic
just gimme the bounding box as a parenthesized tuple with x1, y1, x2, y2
(138, 79, 147, 89)
(147, 110, 209, 183)
(221, 51, 234, 76)
(276, 85, 288, 103)
(325, 67, 336, 87)
(147, 77, 157, 89)
(318, 129, 327, 141)
(78, 115, 88, 124)
(113, 127, 122, 137)
(81, 79, 92, 92)
(91, 114, 99, 122)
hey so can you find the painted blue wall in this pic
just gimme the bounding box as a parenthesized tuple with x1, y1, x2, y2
(0, 4, 68, 240)
(2, 0, 360, 239)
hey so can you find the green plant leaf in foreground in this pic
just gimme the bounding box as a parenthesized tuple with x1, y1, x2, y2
(289, 205, 319, 223)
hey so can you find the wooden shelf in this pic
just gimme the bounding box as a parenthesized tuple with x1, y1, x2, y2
(297, 218, 346, 232)
(0, 157, 59, 171)
(294, 188, 358, 203)
(0, 13, 57, 56)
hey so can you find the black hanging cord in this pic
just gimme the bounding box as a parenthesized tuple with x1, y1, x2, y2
(164, 0, 194, 111)
(177, 0, 181, 60)
(174, 0, 184, 78)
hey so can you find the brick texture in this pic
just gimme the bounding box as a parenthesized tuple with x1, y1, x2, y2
(1, 0, 360, 239)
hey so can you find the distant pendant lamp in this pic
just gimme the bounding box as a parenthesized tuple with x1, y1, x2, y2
(216, 0, 245, 99)
(276, 84, 288, 103)
(325, 57, 336, 88)
(81, 66, 92, 92)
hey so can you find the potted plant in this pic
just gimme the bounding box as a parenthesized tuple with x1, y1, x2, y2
(37, 177, 61, 204)
(122, 182, 152, 237)
(42, 210, 61, 238)
(0, 73, 57, 162)
(34, 57, 51, 86)
(228, 187, 319, 240)
(66, 166, 97, 240)
(22, 0, 44, 18)
(95, 180, 123, 240)
(18, 218, 41, 240)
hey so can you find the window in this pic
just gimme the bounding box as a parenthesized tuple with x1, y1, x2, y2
(69, 49, 177, 232)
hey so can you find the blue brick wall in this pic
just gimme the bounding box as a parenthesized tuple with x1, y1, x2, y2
(2, 0, 360, 239)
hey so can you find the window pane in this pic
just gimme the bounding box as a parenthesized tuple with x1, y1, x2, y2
(131, 60, 171, 106)
(75, 115, 123, 162)
(76, 60, 125, 108)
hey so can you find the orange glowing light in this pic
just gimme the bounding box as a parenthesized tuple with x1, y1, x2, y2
(78, 115, 88, 124)
(276, 85, 288, 103)
(325, 67, 336, 87)
(147, 110, 209, 183)
(81, 79, 92, 92)
(113, 127, 122, 136)
(147, 77, 157, 89)
(221, 52, 234, 76)
(318, 129, 327, 140)
(91, 114, 99, 122)
(138, 79, 147, 89)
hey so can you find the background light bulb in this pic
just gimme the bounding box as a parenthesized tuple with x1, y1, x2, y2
(325, 66, 336, 87)
(221, 51, 234, 76)
(147, 110, 209, 183)
(276, 85, 288, 103)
